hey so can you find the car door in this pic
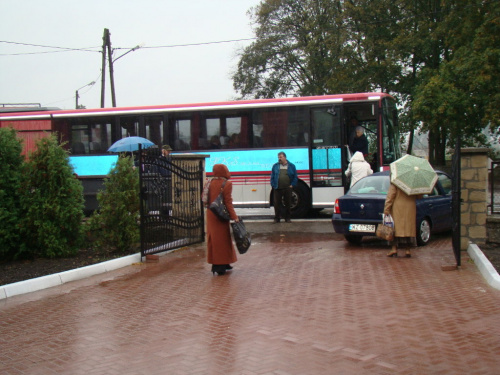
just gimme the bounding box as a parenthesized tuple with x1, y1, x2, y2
(433, 173, 453, 231)
(418, 173, 452, 232)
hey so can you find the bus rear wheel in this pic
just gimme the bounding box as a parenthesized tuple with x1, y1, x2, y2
(290, 182, 311, 218)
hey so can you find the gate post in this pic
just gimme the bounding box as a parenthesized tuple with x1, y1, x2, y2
(170, 154, 208, 219)
(460, 148, 490, 249)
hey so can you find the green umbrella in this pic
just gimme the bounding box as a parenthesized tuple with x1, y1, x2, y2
(390, 154, 438, 195)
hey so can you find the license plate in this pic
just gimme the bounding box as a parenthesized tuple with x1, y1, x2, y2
(349, 224, 376, 233)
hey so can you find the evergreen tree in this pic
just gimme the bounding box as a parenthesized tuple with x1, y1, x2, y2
(19, 134, 84, 258)
(87, 154, 140, 253)
(0, 128, 24, 260)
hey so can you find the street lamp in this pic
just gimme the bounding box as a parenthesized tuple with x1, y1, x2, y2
(75, 81, 95, 109)
(113, 45, 142, 63)
(108, 44, 142, 107)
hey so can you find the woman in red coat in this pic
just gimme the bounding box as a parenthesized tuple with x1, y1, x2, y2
(204, 164, 239, 275)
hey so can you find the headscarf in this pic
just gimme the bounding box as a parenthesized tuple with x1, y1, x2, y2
(201, 164, 230, 206)
(350, 151, 366, 163)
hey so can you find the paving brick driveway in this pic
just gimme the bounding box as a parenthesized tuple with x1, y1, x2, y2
(1, 221, 499, 374)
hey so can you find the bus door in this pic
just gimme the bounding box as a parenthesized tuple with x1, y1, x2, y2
(310, 106, 345, 208)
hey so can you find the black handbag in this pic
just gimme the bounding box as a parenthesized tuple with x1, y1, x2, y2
(231, 217, 251, 254)
(209, 180, 230, 221)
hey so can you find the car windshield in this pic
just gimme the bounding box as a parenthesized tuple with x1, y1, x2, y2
(349, 175, 390, 195)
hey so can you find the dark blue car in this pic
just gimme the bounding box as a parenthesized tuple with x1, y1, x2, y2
(332, 170, 452, 245)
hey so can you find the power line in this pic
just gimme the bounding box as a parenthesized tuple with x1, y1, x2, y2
(0, 40, 101, 53)
(0, 49, 99, 56)
(113, 38, 257, 50)
(0, 38, 257, 56)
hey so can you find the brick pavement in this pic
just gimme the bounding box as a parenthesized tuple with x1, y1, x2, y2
(1, 222, 500, 375)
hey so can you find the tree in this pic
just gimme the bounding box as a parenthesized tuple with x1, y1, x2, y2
(234, 0, 499, 163)
(233, 0, 372, 98)
(413, 0, 500, 162)
(18, 134, 84, 258)
(0, 128, 24, 260)
(87, 154, 140, 253)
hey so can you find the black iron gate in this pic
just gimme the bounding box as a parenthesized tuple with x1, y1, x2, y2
(139, 148, 205, 257)
(451, 136, 461, 266)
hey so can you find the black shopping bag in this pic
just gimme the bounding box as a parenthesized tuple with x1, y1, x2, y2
(231, 217, 251, 254)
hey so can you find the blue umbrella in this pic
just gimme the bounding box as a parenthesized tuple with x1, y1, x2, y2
(107, 136, 155, 153)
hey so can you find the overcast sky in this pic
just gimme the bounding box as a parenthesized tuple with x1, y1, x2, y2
(0, 0, 260, 110)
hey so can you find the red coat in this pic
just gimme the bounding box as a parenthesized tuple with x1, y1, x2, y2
(206, 164, 238, 265)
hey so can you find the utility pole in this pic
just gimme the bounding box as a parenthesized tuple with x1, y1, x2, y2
(107, 32, 117, 107)
(76, 81, 95, 109)
(100, 28, 117, 108)
(100, 28, 108, 108)
(99, 28, 140, 108)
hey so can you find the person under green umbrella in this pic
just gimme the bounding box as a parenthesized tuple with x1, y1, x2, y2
(383, 181, 423, 258)
(383, 155, 435, 258)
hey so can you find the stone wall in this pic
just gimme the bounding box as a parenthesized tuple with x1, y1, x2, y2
(461, 148, 489, 249)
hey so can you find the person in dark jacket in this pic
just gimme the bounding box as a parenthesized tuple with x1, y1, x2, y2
(270, 151, 298, 223)
(349, 126, 369, 156)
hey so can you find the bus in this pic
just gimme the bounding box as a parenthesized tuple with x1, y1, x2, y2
(0, 92, 401, 217)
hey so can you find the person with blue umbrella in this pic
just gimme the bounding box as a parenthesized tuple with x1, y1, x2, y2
(107, 136, 154, 153)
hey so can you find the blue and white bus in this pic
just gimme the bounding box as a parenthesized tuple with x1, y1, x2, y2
(0, 93, 401, 217)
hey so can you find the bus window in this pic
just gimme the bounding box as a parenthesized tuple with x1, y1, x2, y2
(90, 123, 111, 153)
(254, 109, 288, 147)
(206, 118, 220, 148)
(70, 122, 112, 154)
(227, 117, 242, 148)
(71, 125, 89, 154)
(144, 116, 163, 148)
(120, 117, 139, 138)
(174, 119, 191, 150)
(252, 106, 309, 148)
(312, 111, 341, 146)
(286, 106, 309, 146)
(252, 123, 264, 148)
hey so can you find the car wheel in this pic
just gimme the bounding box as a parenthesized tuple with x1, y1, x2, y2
(345, 235, 363, 244)
(417, 218, 431, 246)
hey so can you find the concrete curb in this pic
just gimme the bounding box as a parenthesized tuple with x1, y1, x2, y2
(0, 253, 142, 300)
(467, 243, 500, 291)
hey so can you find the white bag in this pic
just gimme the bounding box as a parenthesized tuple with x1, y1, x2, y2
(383, 214, 394, 228)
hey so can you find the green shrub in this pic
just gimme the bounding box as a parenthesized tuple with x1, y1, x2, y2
(19, 134, 84, 258)
(87, 154, 140, 253)
(0, 128, 24, 260)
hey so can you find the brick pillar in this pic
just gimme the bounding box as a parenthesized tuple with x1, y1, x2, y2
(460, 148, 489, 248)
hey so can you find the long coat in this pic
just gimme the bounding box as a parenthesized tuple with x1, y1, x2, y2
(383, 184, 421, 238)
(206, 164, 238, 265)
